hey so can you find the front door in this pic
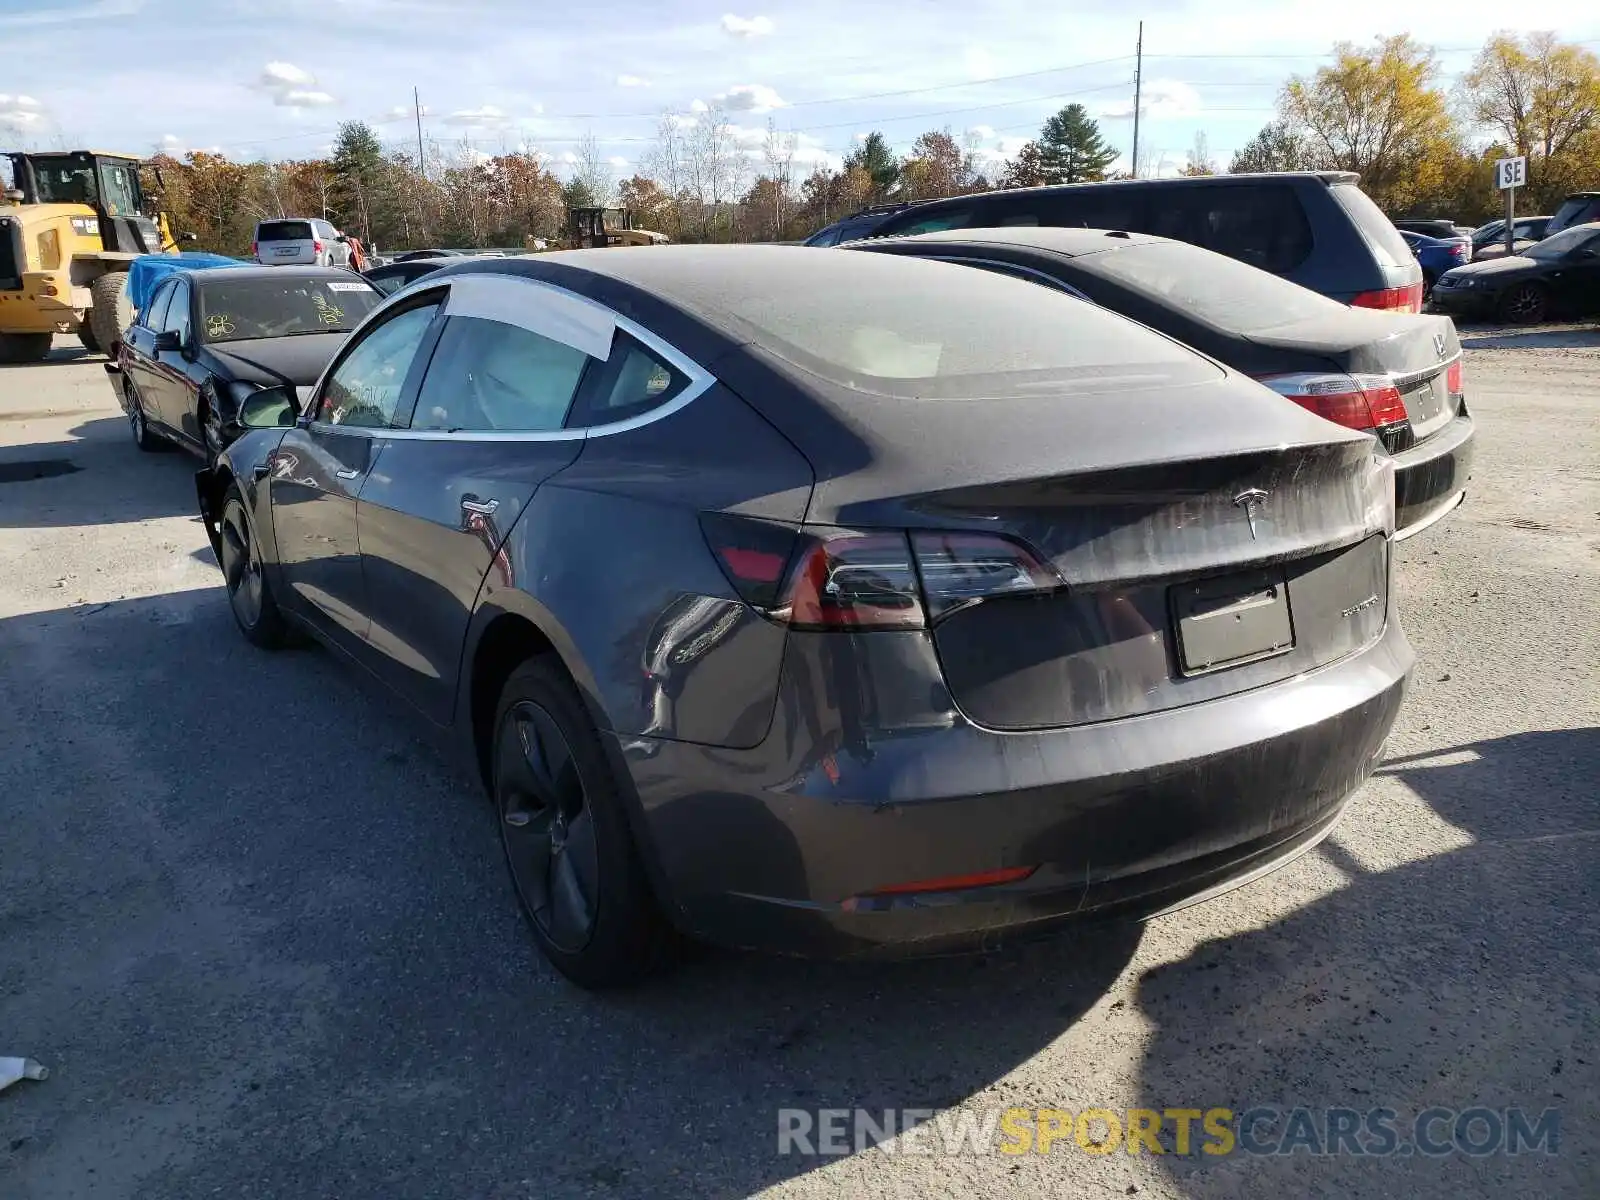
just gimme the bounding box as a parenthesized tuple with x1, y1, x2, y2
(149, 276, 199, 442)
(353, 283, 602, 722)
(269, 295, 443, 657)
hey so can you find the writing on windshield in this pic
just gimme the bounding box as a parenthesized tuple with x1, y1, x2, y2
(196, 278, 381, 343)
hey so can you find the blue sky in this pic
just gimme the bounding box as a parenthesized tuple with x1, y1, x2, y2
(2, 0, 1597, 179)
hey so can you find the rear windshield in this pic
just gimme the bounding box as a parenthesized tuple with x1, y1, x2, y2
(1078, 240, 1348, 331)
(1328, 185, 1414, 270)
(257, 221, 313, 242)
(667, 251, 1216, 399)
(196, 275, 382, 343)
(1548, 196, 1600, 234)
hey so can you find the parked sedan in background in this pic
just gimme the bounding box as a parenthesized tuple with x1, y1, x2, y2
(197, 247, 1411, 987)
(1399, 229, 1471, 293)
(363, 257, 453, 295)
(1471, 215, 1550, 260)
(857, 228, 1475, 540)
(1394, 218, 1474, 241)
(111, 265, 382, 462)
(1430, 221, 1600, 324)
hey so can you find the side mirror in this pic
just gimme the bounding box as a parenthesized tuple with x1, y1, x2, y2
(238, 386, 301, 430)
(182, 231, 198, 242)
(154, 329, 182, 352)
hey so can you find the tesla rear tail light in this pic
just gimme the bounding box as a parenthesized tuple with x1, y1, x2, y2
(701, 515, 1060, 631)
(1350, 283, 1424, 314)
(1255, 372, 1408, 433)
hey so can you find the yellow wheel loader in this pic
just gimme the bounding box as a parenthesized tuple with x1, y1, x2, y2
(566, 207, 669, 249)
(0, 150, 181, 364)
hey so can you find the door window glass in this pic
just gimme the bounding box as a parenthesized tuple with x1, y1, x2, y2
(317, 301, 440, 426)
(142, 280, 175, 330)
(412, 315, 589, 432)
(164, 278, 191, 343)
(100, 163, 139, 217)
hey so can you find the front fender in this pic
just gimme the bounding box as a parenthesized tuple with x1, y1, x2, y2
(196, 428, 289, 573)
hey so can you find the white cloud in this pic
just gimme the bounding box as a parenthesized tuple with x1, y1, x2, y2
(853, 132, 870, 142)
(257, 61, 338, 108)
(615, 74, 651, 88)
(442, 104, 511, 128)
(1098, 79, 1202, 120)
(607, 155, 629, 167)
(965, 124, 996, 143)
(688, 98, 710, 114)
(720, 13, 774, 37)
(559, 151, 579, 164)
(714, 84, 786, 113)
(0, 93, 45, 130)
(384, 103, 429, 120)
(964, 46, 996, 80)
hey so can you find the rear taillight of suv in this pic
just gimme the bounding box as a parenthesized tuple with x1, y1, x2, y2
(1255, 372, 1409, 434)
(313, 239, 325, 254)
(700, 515, 1062, 630)
(1350, 283, 1424, 314)
(251, 240, 258, 257)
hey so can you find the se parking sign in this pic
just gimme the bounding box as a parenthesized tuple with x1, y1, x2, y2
(1495, 155, 1527, 190)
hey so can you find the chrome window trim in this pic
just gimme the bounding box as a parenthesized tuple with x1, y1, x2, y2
(306, 271, 718, 443)
(919, 254, 1092, 301)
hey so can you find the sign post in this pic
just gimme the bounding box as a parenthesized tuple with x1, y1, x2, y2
(1495, 155, 1527, 256)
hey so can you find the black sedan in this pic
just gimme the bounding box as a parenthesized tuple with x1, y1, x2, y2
(197, 247, 1411, 987)
(364, 257, 456, 295)
(855, 227, 1476, 541)
(1430, 221, 1600, 324)
(110, 265, 383, 462)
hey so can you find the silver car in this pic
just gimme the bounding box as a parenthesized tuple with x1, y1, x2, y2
(253, 218, 351, 267)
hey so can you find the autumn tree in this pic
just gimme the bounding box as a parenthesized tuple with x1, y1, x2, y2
(1460, 32, 1600, 160)
(1182, 131, 1216, 176)
(573, 132, 615, 208)
(1037, 103, 1118, 183)
(618, 174, 672, 229)
(900, 128, 978, 200)
(1229, 119, 1318, 173)
(998, 141, 1048, 188)
(843, 131, 901, 199)
(1280, 35, 1454, 210)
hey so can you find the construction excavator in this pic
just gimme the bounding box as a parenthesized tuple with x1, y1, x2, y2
(1, 149, 183, 363)
(565, 207, 669, 249)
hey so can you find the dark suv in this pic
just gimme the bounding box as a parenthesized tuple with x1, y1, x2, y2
(1546, 192, 1600, 238)
(864, 173, 1425, 312)
(802, 203, 922, 246)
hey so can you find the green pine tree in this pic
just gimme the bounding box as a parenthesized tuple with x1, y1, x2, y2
(1037, 104, 1119, 184)
(843, 131, 901, 198)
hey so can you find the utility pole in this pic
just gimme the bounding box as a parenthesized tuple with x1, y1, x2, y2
(414, 87, 427, 181)
(1131, 21, 1144, 179)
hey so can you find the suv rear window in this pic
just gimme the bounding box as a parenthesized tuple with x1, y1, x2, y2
(1548, 195, 1600, 236)
(1328, 185, 1414, 270)
(257, 221, 313, 242)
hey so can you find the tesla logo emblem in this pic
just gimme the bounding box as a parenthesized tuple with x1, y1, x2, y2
(1233, 488, 1269, 540)
(1433, 332, 1448, 359)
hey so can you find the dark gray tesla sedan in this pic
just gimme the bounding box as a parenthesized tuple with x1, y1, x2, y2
(196, 246, 1413, 988)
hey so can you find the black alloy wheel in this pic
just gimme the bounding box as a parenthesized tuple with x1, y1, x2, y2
(1500, 282, 1549, 325)
(218, 484, 287, 648)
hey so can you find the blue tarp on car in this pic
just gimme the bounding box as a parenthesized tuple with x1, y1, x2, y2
(128, 253, 244, 317)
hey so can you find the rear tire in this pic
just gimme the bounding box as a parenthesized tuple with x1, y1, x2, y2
(218, 482, 288, 649)
(76, 322, 101, 355)
(0, 332, 52, 365)
(1499, 282, 1548, 325)
(492, 656, 676, 988)
(88, 271, 132, 357)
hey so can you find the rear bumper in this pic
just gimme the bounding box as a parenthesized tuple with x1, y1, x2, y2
(1393, 409, 1475, 540)
(617, 614, 1412, 959)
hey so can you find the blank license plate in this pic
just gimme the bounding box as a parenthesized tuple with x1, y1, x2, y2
(1171, 568, 1294, 675)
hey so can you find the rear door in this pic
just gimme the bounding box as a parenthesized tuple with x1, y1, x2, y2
(354, 274, 703, 723)
(268, 293, 442, 658)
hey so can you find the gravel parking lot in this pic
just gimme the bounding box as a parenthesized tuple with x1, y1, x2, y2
(1, 338, 1596, 1199)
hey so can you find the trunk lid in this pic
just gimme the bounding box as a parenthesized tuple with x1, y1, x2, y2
(793, 372, 1394, 732)
(1246, 310, 1462, 442)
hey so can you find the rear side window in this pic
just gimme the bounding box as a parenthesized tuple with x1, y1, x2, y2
(1144, 184, 1312, 275)
(411, 315, 588, 432)
(570, 331, 691, 426)
(882, 205, 977, 235)
(1328, 185, 1414, 270)
(318, 301, 440, 426)
(165, 278, 191, 342)
(1076, 241, 1349, 331)
(257, 220, 312, 242)
(805, 226, 842, 247)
